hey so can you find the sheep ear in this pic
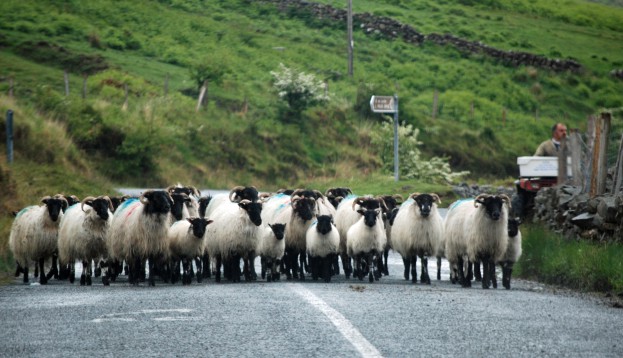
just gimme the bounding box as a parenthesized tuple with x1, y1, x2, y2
(206, 219, 214, 225)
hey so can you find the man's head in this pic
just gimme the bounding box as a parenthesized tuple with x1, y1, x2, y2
(551, 123, 567, 141)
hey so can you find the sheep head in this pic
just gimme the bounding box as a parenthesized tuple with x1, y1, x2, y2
(82, 196, 113, 221)
(229, 186, 259, 203)
(41, 194, 68, 222)
(140, 190, 173, 215)
(170, 192, 191, 221)
(409, 193, 440, 218)
(474, 194, 508, 221)
(238, 199, 263, 226)
(187, 217, 213, 239)
(357, 208, 381, 228)
(315, 215, 334, 235)
(508, 217, 522, 237)
(268, 223, 286, 241)
(291, 195, 316, 221)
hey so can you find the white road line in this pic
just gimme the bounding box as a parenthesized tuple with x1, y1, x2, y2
(291, 284, 383, 358)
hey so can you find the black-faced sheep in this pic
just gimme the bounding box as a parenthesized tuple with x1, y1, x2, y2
(9, 194, 68, 284)
(205, 199, 263, 282)
(391, 193, 443, 284)
(346, 205, 387, 282)
(167, 183, 201, 217)
(168, 217, 213, 285)
(107, 190, 173, 286)
(306, 215, 340, 282)
(258, 223, 286, 282)
(58, 196, 113, 286)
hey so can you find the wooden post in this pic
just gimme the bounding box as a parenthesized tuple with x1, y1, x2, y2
(8, 77, 13, 98)
(122, 83, 129, 111)
(613, 132, 623, 194)
(196, 80, 207, 112)
(597, 112, 611, 194)
(82, 74, 88, 99)
(557, 136, 568, 185)
(568, 130, 583, 187)
(432, 89, 438, 119)
(164, 73, 169, 97)
(589, 116, 601, 197)
(64, 71, 70, 96)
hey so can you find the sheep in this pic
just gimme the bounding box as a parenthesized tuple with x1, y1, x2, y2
(198, 196, 213, 218)
(170, 192, 191, 223)
(107, 190, 173, 286)
(168, 217, 213, 285)
(500, 217, 522, 290)
(262, 189, 321, 280)
(9, 194, 68, 284)
(391, 193, 443, 284)
(57, 196, 114, 286)
(306, 215, 340, 282)
(325, 187, 353, 209)
(204, 199, 263, 283)
(466, 194, 510, 289)
(346, 205, 387, 282)
(445, 195, 510, 289)
(167, 183, 201, 217)
(258, 223, 286, 282)
(334, 195, 385, 278)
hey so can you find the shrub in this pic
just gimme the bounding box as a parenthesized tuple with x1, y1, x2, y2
(270, 63, 329, 120)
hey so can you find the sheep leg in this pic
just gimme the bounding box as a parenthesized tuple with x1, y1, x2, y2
(47, 253, 59, 280)
(481, 258, 491, 289)
(340, 253, 351, 279)
(34, 264, 39, 279)
(373, 252, 382, 280)
(22, 265, 29, 284)
(94, 260, 102, 278)
(402, 256, 410, 281)
(420, 256, 430, 284)
(14, 263, 22, 277)
(367, 253, 374, 283)
(147, 256, 157, 286)
(489, 259, 497, 289)
(69, 261, 76, 284)
(298, 252, 305, 281)
(310, 256, 318, 281)
(38, 258, 47, 285)
(332, 254, 340, 276)
(473, 260, 482, 282)
(86, 260, 93, 286)
(194, 257, 202, 283)
(382, 246, 390, 276)
(201, 253, 211, 279)
(436, 256, 442, 281)
(324, 255, 333, 283)
(248, 252, 257, 280)
(182, 258, 191, 285)
(410, 255, 417, 284)
(80, 260, 87, 286)
(458, 256, 470, 288)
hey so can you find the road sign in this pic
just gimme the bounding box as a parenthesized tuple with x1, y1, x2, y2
(370, 95, 396, 113)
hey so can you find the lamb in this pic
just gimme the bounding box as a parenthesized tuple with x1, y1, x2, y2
(499, 217, 522, 289)
(57, 196, 114, 286)
(9, 194, 68, 284)
(306, 215, 340, 282)
(204, 199, 263, 282)
(258, 223, 286, 282)
(346, 204, 387, 282)
(107, 190, 173, 286)
(168, 217, 213, 285)
(391, 193, 443, 284)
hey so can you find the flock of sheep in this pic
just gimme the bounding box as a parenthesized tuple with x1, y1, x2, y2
(7, 184, 522, 289)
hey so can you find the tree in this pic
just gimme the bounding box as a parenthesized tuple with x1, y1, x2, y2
(189, 58, 228, 104)
(270, 63, 329, 120)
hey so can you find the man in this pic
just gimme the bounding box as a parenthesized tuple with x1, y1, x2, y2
(534, 123, 567, 156)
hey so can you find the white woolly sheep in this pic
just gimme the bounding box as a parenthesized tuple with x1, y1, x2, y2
(168, 217, 213, 285)
(306, 215, 340, 282)
(500, 217, 522, 289)
(107, 190, 173, 286)
(9, 194, 68, 284)
(57, 196, 113, 286)
(258, 223, 286, 282)
(205, 199, 263, 282)
(391, 193, 444, 284)
(346, 206, 387, 282)
(444, 198, 476, 287)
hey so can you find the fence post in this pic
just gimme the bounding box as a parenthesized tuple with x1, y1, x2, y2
(557, 136, 568, 185)
(196, 80, 207, 112)
(64, 71, 70, 96)
(122, 83, 129, 111)
(589, 112, 611, 197)
(6, 110, 13, 164)
(568, 129, 582, 187)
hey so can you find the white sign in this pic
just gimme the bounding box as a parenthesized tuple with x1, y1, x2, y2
(370, 95, 396, 113)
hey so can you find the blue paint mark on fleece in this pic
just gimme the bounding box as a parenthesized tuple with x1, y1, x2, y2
(449, 198, 474, 211)
(116, 198, 139, 213)
(15, 206, 36, 218)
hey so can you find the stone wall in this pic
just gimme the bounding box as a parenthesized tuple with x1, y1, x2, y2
(265, 0, 582, 73)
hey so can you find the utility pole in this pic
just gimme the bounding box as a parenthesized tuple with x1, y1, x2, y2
(347, 0, 353, 77)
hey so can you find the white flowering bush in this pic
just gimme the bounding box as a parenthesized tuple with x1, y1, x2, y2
(371, 116, 470, 184)
(270, 63, 329, 116)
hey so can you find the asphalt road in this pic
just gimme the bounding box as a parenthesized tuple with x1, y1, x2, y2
(1, 252, 622, 358)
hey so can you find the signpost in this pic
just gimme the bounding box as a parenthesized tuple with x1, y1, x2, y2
(370, 95, 399, 181)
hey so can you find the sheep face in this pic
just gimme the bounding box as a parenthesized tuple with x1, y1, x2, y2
(358, 208, 380, 227)
(475, 196, 506, 221)
(63, 195, 80, 210)
(168, 184, 200, 198)
(89, 197, 113, 221)
(508, 217, 521, 237)
(315, 215, 334, 235)
(188, 217, 213, 239)
(198, 196, 212, 217)
(239, 200, 263, 226)
(142, 190, 173, 215)
(268, 223, 286, 240)
(325, 187, 352, 209)
(42, 196, 68, 222)
(414, 194, 436, 218)
(292, 197, 316, 221)
(110, 195, 130, 212)
(170, 193, 191, 221)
